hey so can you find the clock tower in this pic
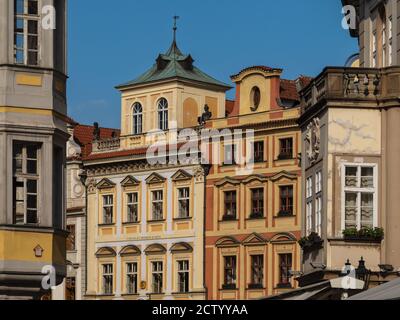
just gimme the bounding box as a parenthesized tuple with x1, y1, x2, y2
(0, 0, 68, 299)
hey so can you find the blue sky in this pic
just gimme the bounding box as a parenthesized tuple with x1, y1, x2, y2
(67, 0, 358, 128)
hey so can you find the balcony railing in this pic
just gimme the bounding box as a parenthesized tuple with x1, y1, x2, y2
(92, 137, 121, 153)
(300, 66, 400, 115)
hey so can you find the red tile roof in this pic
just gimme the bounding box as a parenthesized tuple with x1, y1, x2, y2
(280, 79, 300, 101)
(73, 124, 120, 158)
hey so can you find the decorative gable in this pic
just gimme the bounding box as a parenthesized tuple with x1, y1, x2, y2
(144, 244, 167, 255)
(242, 233, 268, 246)
(270, 232, 297, 243)
(170, 242, 193, 254)
(119, 245, 141, 257)
(242, 175, 268, 184)
(146, 173, 166, 185)
(121, 175, 140, 187)
(215, 177, 241, 187)
(216, 236, 240, 248)
(96, 178, 116, 190)
(95, 247, 117, 258)
(171, 170, 193, 182)
(270, 171, 297, 182)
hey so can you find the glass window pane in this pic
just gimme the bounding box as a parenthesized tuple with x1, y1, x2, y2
(15, 0, 24, 14)
(16, 50, 24, 64)
(361, 167, 374, 188)
(28, 0, 38, 15)
(27, 145, 37, 159)
(28, 51, 38, 65)
(361, 193, 374, 228)
(15, 17, 24, 33)
(345, 192, 358, 228)
(28, 35, 38, 50)
(27, 160, 37, 174)
(28, 20, 38, 35)
(27, 180, 37, 193)
(345, 167, 358, 187)
(27, 195, 37, 209)
(27, 210, 38, 224)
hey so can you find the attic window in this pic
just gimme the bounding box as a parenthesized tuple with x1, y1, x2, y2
(250, 87, 261, 111)
(156, 55, 168, 70)
(179, 55, 194, 71)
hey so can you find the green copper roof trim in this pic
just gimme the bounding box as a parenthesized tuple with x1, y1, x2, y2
(116, 40, 232, 90)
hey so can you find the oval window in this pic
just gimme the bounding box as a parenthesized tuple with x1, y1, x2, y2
(251, 87, 261, 111)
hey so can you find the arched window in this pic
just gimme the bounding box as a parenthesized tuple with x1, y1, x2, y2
(132, 103, 143, 135)
(157, 98, 168, 131)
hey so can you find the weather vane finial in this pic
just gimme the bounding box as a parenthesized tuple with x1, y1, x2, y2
(173, 15, 180, 42)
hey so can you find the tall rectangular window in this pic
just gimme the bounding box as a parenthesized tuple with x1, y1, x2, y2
(152, 261, 163, 294)
(279, 186, 294, 216)
(177, 260, 189, 293)
(178, 188, 190, 218)
(151, 190, 163, 221)
(126, 262, 138, 294)
(250, 188, 264, 218)
(315, 197, 322, 235)
(343, 164, 377, 231)
(389, 16, 393, 66)
(250, 255, 264, 288)
(13, 142, 40, 225)
(14, 0, 40, 65)
(223, 256, 237, 289)
(102, 264, 113, 295)
(315, 171, 322, 194)
(252, 141, 264, 163)
(102, 195, 114, 224)
(278, 254, 292, 287)
(223, 191, 237, 220)
(224, 144, 237, 165)
(278, 138, 293, 160)
(372, 31, 377, 67)
(382, 20, 387, 67)
(127, 193, 139, 223)
(66, 224, 76, 251)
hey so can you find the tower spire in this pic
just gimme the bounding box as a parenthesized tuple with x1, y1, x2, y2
(173, 15, 180, 44)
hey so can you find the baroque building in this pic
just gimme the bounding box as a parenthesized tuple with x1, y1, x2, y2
(295, 0, 400, 292)
(204, 66, 310, 299)
(0, 0, 68, 299)
(82, 33, 230, 300)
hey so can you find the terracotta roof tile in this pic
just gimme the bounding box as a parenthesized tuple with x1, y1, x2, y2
(280, 79, 300, 101)
(73, 124, 120, 158)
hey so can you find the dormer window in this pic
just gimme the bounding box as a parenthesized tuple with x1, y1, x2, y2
(158, 98, 169, 131)
(14, 0, 40, 66)
(250, 87, 261, 111)
(132, 102, 143, 135)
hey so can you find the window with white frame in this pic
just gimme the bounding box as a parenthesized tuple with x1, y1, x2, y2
(306, 201, 313, 235)
(151, 190, 163, 221)
(132, 103, 143, 135)
(102, 195, 114, 224)
(157, 98, 168, 131)
(14, 0, 40, 66)
(315, 196, 322, 235)
(178, 187, 190, 218)
(306, 177, 313, 199)
(13, 142, 40, 225)
(382, 20, 387, 67)
(372, 31, 377, 67)
(152, 261, 163, 294)
(127, 193, 139, 223)
(126, 262, 138, 294)
(177, 260, 189, 293)
(316, 171, 322, 194)
(342, 164, 377, 231)
(102, 264, 113, 295)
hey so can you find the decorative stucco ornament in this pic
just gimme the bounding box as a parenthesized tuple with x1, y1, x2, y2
(305, 117, 321, 164)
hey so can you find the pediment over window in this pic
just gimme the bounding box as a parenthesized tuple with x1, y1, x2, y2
(121, 175, 140, 187)
(146, 173, 166, 185)
(215, 177, 241, 187)
(242, 233, 268, 246)
(96, 178, 116, 190)
(119, 245, 141, 257)
(95, 247, 117, 258)
(242, 175, 268, 184)
(270, 232, 297, 243)
(170, 242, 193, 254)
(144, 244, 167, 255)
(216, 236, 240, 248)
(171, 170, 193, 182)
(270, 171, 297, 182)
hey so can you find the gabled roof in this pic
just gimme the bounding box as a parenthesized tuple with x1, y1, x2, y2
(116, 39, 231, 91)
